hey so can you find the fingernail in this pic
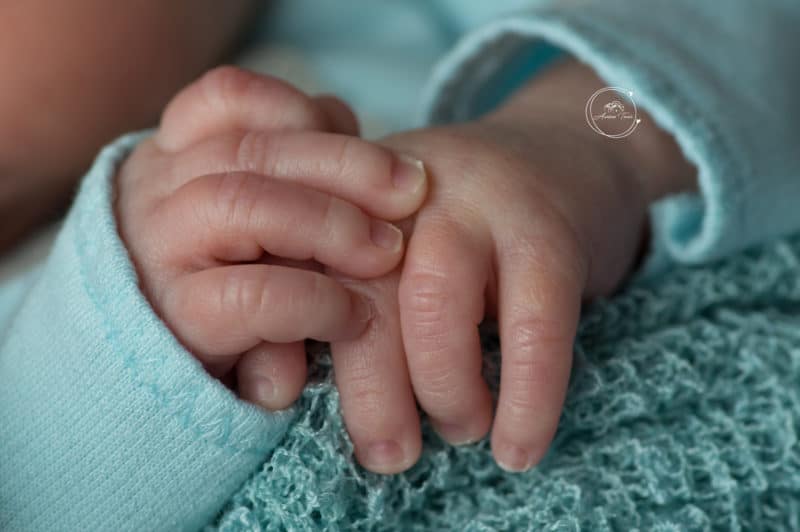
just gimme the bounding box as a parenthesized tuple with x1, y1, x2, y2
(436, 422, 478, 445)
(365, 440, 404, 469)
(497, 444, 533, 473)
(254, 377, 275, 407)
(370, 219, 403, 251)
(392, 154, 426, 193)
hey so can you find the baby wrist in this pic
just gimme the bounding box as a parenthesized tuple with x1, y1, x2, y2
(485, 58, 697, 206)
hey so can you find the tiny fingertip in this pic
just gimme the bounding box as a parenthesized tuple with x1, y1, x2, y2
(370, 219, 404, 252)
(250, 377, 302, 412)
(392, 153, 427, 194)
(249, 377, 276, 409)
(434, 421, 485, 446)
(495, 443, 535, 473)
(357, 438, 418, 475)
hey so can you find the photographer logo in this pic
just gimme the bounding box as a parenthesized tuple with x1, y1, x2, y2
(585, 87, 641, 139)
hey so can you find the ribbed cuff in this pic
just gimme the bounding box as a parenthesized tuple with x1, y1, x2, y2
(420, 5, 748, 275)
(0, 131, 293, 531)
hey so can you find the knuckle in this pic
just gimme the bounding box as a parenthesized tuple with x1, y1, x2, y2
(504, 392, 537, 419)
(219, 269, 269, 319)
(199, 66, 257, 111)
(307, 273, 329, 317)
(199, 66, 324, 129)
(211, 172, 260, 228)
(329, 135, 359, 180)
(235, 130, 274, 175)
(400, 273, 454, 354)
(198, 66, 324, 127)
(412, 325, 449, 357)
(399, 278, 468, 411)
(400, 272, 451, 316)
(415, 367, 461, 409)
(505, 353, 539, 385)
(508, 317, 574, 355)
(500, 318, 574, 418)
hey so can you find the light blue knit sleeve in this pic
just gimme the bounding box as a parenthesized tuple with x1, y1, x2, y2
(421, 0, 800, 273)
(0, 132, 294, 531)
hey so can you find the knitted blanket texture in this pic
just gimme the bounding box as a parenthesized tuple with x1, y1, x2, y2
(208, 235, 800, 531)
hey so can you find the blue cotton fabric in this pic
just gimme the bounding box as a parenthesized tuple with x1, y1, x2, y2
(1, 1, 798, 530)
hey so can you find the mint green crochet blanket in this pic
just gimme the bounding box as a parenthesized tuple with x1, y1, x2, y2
(209, 234, 800, 531)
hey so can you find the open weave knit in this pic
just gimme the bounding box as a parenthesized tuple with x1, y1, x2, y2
(208, 234, 800, 531)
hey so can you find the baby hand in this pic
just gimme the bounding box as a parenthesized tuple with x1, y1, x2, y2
(329, 60, 695, 474)
(115, 67, 428, 410)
